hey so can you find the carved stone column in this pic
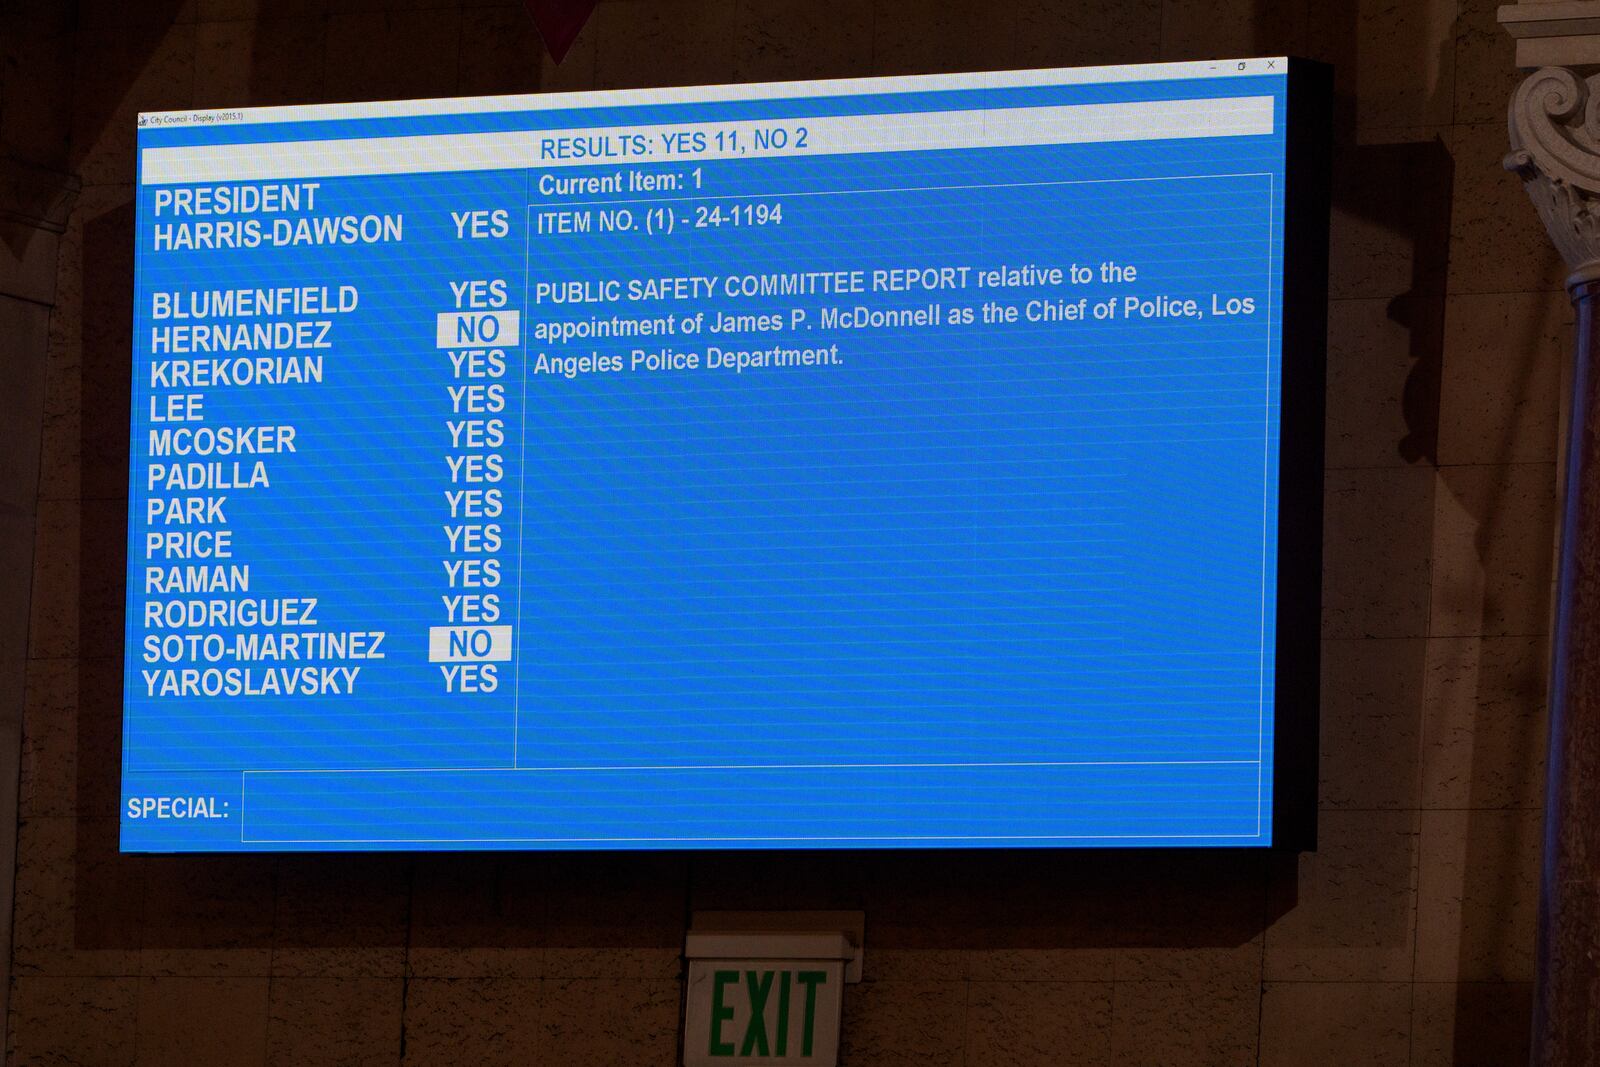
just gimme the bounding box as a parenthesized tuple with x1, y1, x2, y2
(1506, 66, 1600, 1067)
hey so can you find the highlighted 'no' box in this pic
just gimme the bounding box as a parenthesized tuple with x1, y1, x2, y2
(428, 625, 513, 663)
(436, 310, 520, 348)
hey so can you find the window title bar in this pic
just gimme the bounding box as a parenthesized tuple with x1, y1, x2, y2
(137, 58, 1290, 130)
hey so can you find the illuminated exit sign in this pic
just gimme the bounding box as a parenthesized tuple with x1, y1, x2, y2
(682, 919, 862, 1067)
(684, 961, 843, 1065)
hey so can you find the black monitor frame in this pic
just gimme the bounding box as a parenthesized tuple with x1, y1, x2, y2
(1267, 57, 1332, 851)
(121, 59, 1333, 856)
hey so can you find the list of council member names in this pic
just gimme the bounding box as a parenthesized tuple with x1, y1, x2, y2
(134, 182, 529, 728)
(140, 182, 393, 715)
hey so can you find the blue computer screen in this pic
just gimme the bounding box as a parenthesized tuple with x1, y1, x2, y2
(123, 59, 1302, 851)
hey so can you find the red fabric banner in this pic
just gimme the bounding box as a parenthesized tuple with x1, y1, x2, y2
(522, 0, 598, 64)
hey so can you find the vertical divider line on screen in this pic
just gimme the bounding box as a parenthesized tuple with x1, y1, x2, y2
(1255, 174, 1276, 840)
(513, 184, 532, 771)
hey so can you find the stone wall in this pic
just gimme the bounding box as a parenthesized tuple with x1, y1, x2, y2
(5, 1, 1560, 1063)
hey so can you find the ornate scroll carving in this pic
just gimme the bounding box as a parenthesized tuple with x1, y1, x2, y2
(1506, 67, 1600, 285)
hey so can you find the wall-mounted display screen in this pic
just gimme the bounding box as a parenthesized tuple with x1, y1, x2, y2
(123, 58, 1327, 852)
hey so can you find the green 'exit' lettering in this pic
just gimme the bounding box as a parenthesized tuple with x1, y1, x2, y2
(741, 971, 774, 1055)
(707, 968, 829, 1059)
(710, 971, 739, 1056)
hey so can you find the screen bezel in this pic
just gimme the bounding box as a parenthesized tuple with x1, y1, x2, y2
(121, 59, 1332, 855)
(1266, 58, 1331, 852)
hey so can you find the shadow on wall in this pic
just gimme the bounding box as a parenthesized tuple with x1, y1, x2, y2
(1312, 0, 1454, 468)
(1314, 6, 1551, 1067)
(1354, 138, 1452, 468)
(1312, 10, 1549, 1067)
